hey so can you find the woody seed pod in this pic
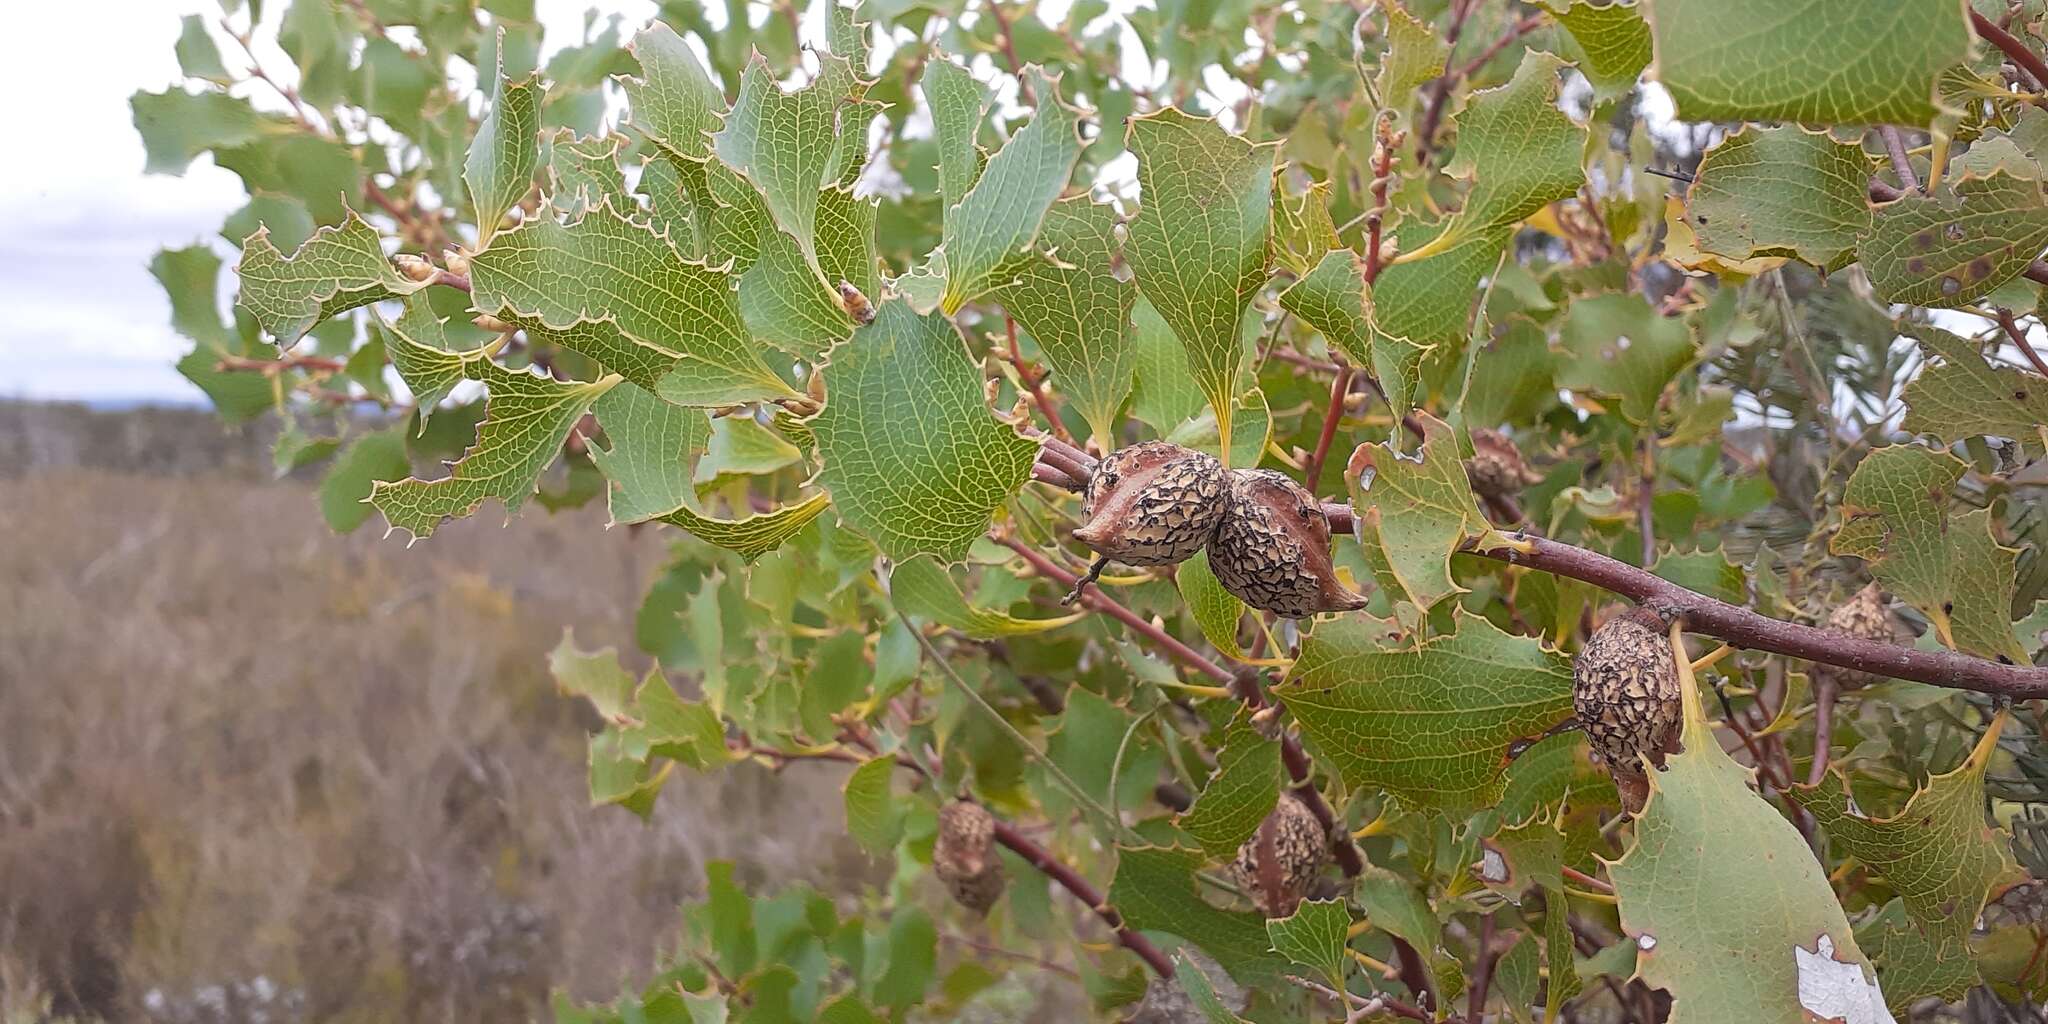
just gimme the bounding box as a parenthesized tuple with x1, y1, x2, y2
(1072, 441, 1229, 566)
(1223, 793, 1329, 918)
(1207, 469, 1368, 618)
(1816, 582, 1900, 690)
(1465, 428, 1538, 497)
(933, 800, 1005, 915)
(1572, 607, 1682, 814)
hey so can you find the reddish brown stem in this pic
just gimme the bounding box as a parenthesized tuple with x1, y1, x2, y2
(990, 819, 1174, 977)
(999, 537, 1233, 683)
(1972, 9, 2048, 94)
(217, 353, 347, 374)
(1878, 127, 1920, 193)
(983, 0, 1025, 74)
(1227, 670, 1367, 877)
(1004, 317, 1073, 444)
(1364, 115, 1398, 283)
(1412, 0, 1479, 163)
(1453, 13, 1546, 81)
(1807, 677, 1839, 787)
(1561, 865, 1613, 895)
(1996, 307, 2048, 380)
(1300, 365, 1355, 492)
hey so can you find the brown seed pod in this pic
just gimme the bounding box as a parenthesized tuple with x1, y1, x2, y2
(837, 280, 877, 326)
(1223, 793, 1329, 918)
(1072, 441, 1229, 566)
(1815, 582, 1899, 691)
(1465, 428, 1538, 496)
(1207, 469, 1368, 618)
(933, 800, 1005, 915)
(1573, 607, 1682, 814)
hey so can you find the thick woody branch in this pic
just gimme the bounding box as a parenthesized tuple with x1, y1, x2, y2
(990, 819, 1174, 977)
(1971, 9, 2048, 94)
(1023, 448, 2048, 696)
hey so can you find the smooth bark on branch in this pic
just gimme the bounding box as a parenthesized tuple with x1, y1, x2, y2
(990, 819, 1175, 977)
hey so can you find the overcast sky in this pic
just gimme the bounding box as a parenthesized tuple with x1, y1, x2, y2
(0, 1, 667, 404)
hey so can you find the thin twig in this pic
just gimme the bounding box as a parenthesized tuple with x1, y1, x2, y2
(1996, 307, 2048, 380)
(989, 819, 1174, 977)
(1879, 127, 1920, 193)
(1636, 437, 1656, 567)
(1972, 9, 2048, 94)
(1002, 317, 1072, 444)
(1807, 677, 1839, 787)
(1301, 364, 1355, 491)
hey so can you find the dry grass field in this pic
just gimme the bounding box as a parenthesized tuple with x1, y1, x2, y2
(0, 404, 873, 1023)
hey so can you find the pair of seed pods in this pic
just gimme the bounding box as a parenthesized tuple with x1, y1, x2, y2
(1072, 441, 1367, 618)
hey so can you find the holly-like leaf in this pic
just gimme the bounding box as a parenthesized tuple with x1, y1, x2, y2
(1176, 707, 1281, 859)
(1130, 296, 1209, 435)
(713, 53, 857, 255)
(988, 195, 1137, 447)
(174, 15, 232, 84)
(1684, 126, 1874, 270)
(546, 130, 628, 215)
(810, 302, 1040, 562)
(657, 494, 831, 565)
(1900, 325, 2048, 454)
(889, 556, 1082, 638)
(1833, 445, 2027, 662)
(1278, 248, 1371, 370)
(1608, 635, 1883, 1024)
(587, 380, 711, 524)
(1272, 181, 1339, 277)
(1177, 550, 1250, 662)
(620, 21, 725, 162)
(1409, 51, 1586, 261)
(1545, 0, 1653, 103)
(1345, 412, 1488, 614)
(150, 245, 238, 352)
(1110, 845, 1284, 984)
(131, 88, 284, 176)
(1265, 899, 1350, 985)
(1374, 0, 1449, 110)
(467, 200, 799, 404)
(376, 299, 493, 432)
(370, 362, 620, 540)
(1641, 0, 1970, 125)
(1861, 172, 2048, 309)
(939, 69, 1084, 313)
(1555, 292, 1696, 426)
(464, 56, 539, 244)
(923, 57, 993, 208)
(843, 756, 903, 858)
(1125, 108, 1276, 462)
(1369, 223, 1511, 416)
(1855, 898, 1976, 1016)
(1278, 613, 1576, 817)
(319, 428, 410, 533)
(1792, 713, 2021, 937)
(237, 209, 425, 344)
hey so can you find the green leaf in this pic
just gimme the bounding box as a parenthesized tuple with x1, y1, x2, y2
(467, 201, 799, 404)
(1110, 845, 1283, 984)
(1279, 248, 1372, 370)
(175, 348, 274, 423)
(922, 57, 993, 208)
(872, 907, 937, 1012)
(1272, 181, 1339, 277)
(1278, 613, 1575, 817)
(988, 195, 1137, 447)
(588, 380, 711, 524)
(1554, 292, 1696, 426)
(464, 57, 540, 243)
(1833, 445, 2028, 661)
(236, 209, 425, 344)
(1345, 412, 1488, 614)
(811, 302, 1040, 562)
(1651, 548, 1748, 605)
(1684, 126, 1874, 270)
(621, 21, 725, 161)
(546, 130, 628, 215)
(1900, 325, 2048, 454)
(1130, 296, 1208, 435)
(1609, 644, 1882, 1024)
(131, 88, 283, 175)
(1792, 714, 2022, 938)
(1177, 550, 1250, 662)
(1861, 172, 2048, 309)
(370, 362, 620, 539)
(1356, 865, 1440, 969)
(1374, 0, 1450, 110)
(1265, 899, 1350, 985)
(1125, 108, 1276, 462)
(1176, 707, 1282, 859)
(175, 15, 231, 84)
(150, 245, 238, 352)
(1641, 0, 1970, 125)
(889, 556, 1082, 638)
(713, 54, 854, 254)
(1855, 898, 1976, 1016)
(1544, 0, 1652, 102)
(318, 428, 410, 533)
(1173, 953, 1250, 1024)
(842, 756, 903, 857)
(658, 493, 831, 564)
(1413, 51, 1586, 260)
(376, 298, 491, 432)
(939, 68, 1084, 313)
(1369, 223, 1511, 416)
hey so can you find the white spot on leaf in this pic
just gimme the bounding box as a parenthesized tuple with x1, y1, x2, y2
(1636, 933, 1656, 951)
(1794, 934, 1896, 1024)
(1476, 847, 1509, 883)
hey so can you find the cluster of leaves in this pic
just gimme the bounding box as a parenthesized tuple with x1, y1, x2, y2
(138, 0, 2048, 1020)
